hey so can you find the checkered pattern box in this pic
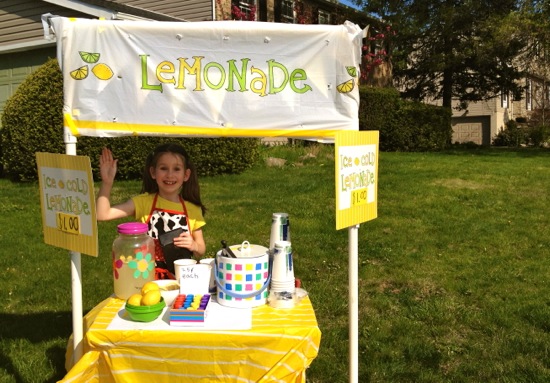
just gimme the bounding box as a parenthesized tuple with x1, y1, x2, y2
(215, 252, 270, 308)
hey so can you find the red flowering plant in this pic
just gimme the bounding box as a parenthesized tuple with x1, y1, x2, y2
(294, 1, 313, 25)
(361, 25, 395, 84)
(215, 0, 256, 21)
(232, 4, 256, 21)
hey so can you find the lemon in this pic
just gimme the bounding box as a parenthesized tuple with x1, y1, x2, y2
(92, 63, 113, 80)
(141, 290, 161, 306)
(336, 79, 355, 94)
(141, 281, 160, 296)
(70, 65, 88, 80)
(127, 294, 142, 306)
(79, 51, 100, 64)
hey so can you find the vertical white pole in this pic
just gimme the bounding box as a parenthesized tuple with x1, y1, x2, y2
(70, 250, 83, 364)
(64, 128, 83, 364)
(349, 224, 359, 383)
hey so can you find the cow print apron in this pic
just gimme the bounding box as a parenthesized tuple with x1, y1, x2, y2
(146, 193, 191, 279)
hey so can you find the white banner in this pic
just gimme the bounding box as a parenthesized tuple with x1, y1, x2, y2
(47, 17, 363, 140)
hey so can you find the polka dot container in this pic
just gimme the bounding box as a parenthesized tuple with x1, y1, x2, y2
(215, 250, 270, 308)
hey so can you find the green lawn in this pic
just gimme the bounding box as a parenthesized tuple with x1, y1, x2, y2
(0, 145, 549, 382)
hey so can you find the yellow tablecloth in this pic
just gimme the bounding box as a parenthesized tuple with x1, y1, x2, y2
(59, 296, 321, 383)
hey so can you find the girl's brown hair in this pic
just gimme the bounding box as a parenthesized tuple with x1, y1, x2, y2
(141, 143, 206, 215)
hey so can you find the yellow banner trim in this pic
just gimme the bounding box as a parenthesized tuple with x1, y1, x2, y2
(63, 119, 356, 139)
(63, 113, 80, 137)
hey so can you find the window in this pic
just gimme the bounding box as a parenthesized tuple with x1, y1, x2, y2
(526, 79, 532, 111)
(318, 9, 330, 24)
(501, 91, 508, 108)
(281, 0, 295, 23)
(235, 0, 257, 21)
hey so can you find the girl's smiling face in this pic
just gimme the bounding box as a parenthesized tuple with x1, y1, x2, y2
(150, 153, 190, 199)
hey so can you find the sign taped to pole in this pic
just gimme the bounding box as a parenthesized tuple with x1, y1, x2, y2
(36, 152, 98, 256)
(335, 130, 379, 230)
(46, 17, 364, 140)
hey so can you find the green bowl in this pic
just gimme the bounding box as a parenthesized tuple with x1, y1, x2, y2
(125, 298, 166, 322)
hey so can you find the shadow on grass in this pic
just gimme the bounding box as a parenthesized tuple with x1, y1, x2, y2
(441, 146, 550, 157)
(0, 311, 72, 383)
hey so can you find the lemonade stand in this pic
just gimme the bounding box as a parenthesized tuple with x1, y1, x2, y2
(43, 15, 372, 383)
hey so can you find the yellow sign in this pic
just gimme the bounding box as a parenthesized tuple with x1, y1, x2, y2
(335, 131, 379, 230)
(36, 153, 98, 256)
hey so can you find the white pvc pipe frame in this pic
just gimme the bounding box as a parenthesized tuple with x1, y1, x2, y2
(64, 128, 361, 380)
(349, 224, 359, 383)
(64, 129, 84, 364)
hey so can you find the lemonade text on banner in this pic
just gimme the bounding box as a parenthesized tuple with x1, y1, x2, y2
(47, 17, 364, 140)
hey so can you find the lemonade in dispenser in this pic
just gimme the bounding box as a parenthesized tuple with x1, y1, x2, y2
(112, 222, 155, 299)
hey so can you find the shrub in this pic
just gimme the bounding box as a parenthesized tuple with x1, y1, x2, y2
(1, 59, 259, 181)
(397, 101, 452, 151)
(527, 124, 550, 147)
(359, 86, 452, 151)
(1, 58, 65, 181)
(492, 120, 528, 147)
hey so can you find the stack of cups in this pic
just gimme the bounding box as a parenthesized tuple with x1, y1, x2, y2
(269, 213, 290, 256)
(270, 240, 295, 293)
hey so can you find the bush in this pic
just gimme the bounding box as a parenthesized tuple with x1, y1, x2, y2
(1, 59, 259, 181)
(397, 102, 452, 151)
(492, 120, 528, 147)
(527, 124, 550, 147)
(359, 86, 452, 151)
(1, 58, 65, 181)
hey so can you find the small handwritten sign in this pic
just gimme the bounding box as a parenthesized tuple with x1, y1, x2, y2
(178, 264, 211, 294)
(56, 212, 81, 235)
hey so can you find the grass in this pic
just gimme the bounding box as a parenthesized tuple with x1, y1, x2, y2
(0, 145, 549, 382)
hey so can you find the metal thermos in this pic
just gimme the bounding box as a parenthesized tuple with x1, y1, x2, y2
(269, 213, 290, 255)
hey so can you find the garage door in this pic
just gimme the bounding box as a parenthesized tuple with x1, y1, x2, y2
(452, 116, 491, 146)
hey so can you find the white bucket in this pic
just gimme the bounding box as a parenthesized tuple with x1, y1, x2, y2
(215, 242, 270, 308)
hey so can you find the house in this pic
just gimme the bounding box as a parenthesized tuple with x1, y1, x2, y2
(425, 78, 547, 146)
(0, 0, 379, 126)
(426, 94, 508, 146)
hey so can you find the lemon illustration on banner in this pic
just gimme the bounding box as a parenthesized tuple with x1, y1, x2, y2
(337, 65, 358, 94)
(92, 63, 114, 80)
(346, 66, 357, 77)
(70, 66, 88, 80)
(79, 51, 100, 63)
(70, 51, 114, 81)
(337, 79, 355, 94)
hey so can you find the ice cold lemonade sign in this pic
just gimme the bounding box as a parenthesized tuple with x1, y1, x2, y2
(335, 131, 379, 230)
(36, 153, 98, 256)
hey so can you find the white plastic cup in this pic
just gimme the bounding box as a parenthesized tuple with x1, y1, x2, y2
(174, 259, 197, 282)
(199, 258, 216, 292)
(270, 280, 295, 293)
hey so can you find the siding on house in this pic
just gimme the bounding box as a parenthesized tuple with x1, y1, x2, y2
(427, 95, 512, 145)
(0, 0, 91, 53)
(107, 0, 213, 21)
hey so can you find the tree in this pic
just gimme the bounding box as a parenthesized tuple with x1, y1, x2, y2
(356, 0, 526, 109)
(515, 0, 550, 125)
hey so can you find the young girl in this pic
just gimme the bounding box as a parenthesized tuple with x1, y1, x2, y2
(97, 143, 206, 279)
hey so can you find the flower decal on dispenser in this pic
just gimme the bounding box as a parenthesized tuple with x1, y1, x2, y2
(128, 248, 154, 279)
(113, 254, 124, 280)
